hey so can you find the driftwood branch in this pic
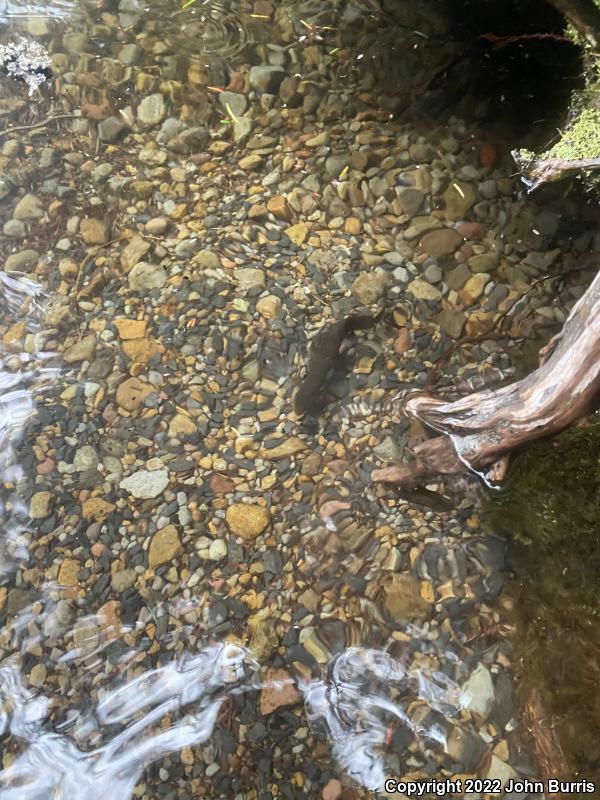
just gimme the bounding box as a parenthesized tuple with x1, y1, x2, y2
(512, 150, 600, 192)
(375, 270, 600, 486)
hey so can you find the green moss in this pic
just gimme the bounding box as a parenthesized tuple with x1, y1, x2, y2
(546, 106, 600, 159)
(486, 418, 600, 544)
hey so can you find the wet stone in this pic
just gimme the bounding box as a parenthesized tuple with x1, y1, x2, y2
(446, 726, 487, 772)
(218, 91, 248, 117)
(249, 65, 285, 93)
(3, 219, 25, 237)
(29, 664, 47, 688)
(149, 525, 182, 568)
(437, 309, 465, 339)
(115, 376, 154, 411)
(419, 228, 463, 259)
(5, 249, 39, 271)
(445, 263, 472, 291)
(73, 445, 99, 471)
(13, 193, 43, 220)
(459, 273, 489, 306)
(468, 253, 498, 273)
(259, 668, 301, 714)
(226, 503, 270, 541)
(235, 268, 266, 291)
(407, 278, 441, 301)
(382, 573, 431, 622)
(396, 187, 425, 217)
(120, 468, 169, 499)
(63, 335, 96, 363)
(121, 236, 150, 272)
(80, 218, 109, 245)
(443, 180, 477, 220)
(145, 216, 168, 235)
(351, 270, 389, 305)
(82, 497, 115, 521)
(111, 569, 137, 593)
(137, 93, 166, 126)
(463, 663, 495, 718)
(29, 491, 53, 519)
(128, 261, 167, 292)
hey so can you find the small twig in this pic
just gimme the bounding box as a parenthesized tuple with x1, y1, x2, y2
(480, 32, 571, 48)
(0, 113, 81, 139)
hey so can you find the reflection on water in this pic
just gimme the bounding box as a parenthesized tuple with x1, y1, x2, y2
(0, 272, 59, 575)
(0, 644, 249, 799)
(0, 640, 476, 797)
(0, 1, 75, 19)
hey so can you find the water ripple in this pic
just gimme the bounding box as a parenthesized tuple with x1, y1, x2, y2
(0, 639, 475, 798)
(157, 0, 251, 61)
(0, 272, 59, 577)
(0, 0, 75, 21)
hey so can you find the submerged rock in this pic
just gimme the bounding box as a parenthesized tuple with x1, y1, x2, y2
(120, 468, 169, 498)
(226, 503, 270, 540)
(137, 93, 166, 126)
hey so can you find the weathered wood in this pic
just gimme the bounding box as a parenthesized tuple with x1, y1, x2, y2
(548, 0, 600, 47)
(381, 270, 600, 484)
(512, 150, 600, 192)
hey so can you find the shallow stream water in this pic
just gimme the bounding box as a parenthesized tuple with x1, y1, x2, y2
(0, 1, 598, 798)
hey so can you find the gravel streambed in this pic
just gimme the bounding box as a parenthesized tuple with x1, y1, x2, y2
(0, 1, 594, 797)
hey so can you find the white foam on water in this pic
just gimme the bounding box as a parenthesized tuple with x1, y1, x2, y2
(0, 641, 470, 798)
(0, 644, 251, 799)
(0, 271, 58, 577)
(302, 647, 465, 791)
(0, 0, 75, 20)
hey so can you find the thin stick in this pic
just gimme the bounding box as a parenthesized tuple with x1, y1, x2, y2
(0, 114, 81, 139)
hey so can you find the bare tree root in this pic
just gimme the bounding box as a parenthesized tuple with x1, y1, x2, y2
(376, 270, 600, 486)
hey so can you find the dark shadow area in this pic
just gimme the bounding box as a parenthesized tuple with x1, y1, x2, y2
(446, 0, 584, 146)
(345, 0, 584, 149)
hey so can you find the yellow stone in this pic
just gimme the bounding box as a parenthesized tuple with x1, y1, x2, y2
(266, 194, 292, 222)
(256, 295, 282, 319)
(148, 525, 182, 568)
(226, 503, 270, 541)
(60, 384, 78, 401)
(285, 222, 308, 246)
(3, 320, 27, 348)
(97, 600, 121, 639)
(344, 217, 362, 235)
(122, 338, 164, 363)
(259, 437, 308, 460)
(114, 318, 148, 340)
(465, 310, 494, 337)
(82, 497, 116, 521)
(58, 559, 79, 587)
(181, 746, 194, 766)
(168, 414, 197, 436)
(459, 273, 489, 306)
